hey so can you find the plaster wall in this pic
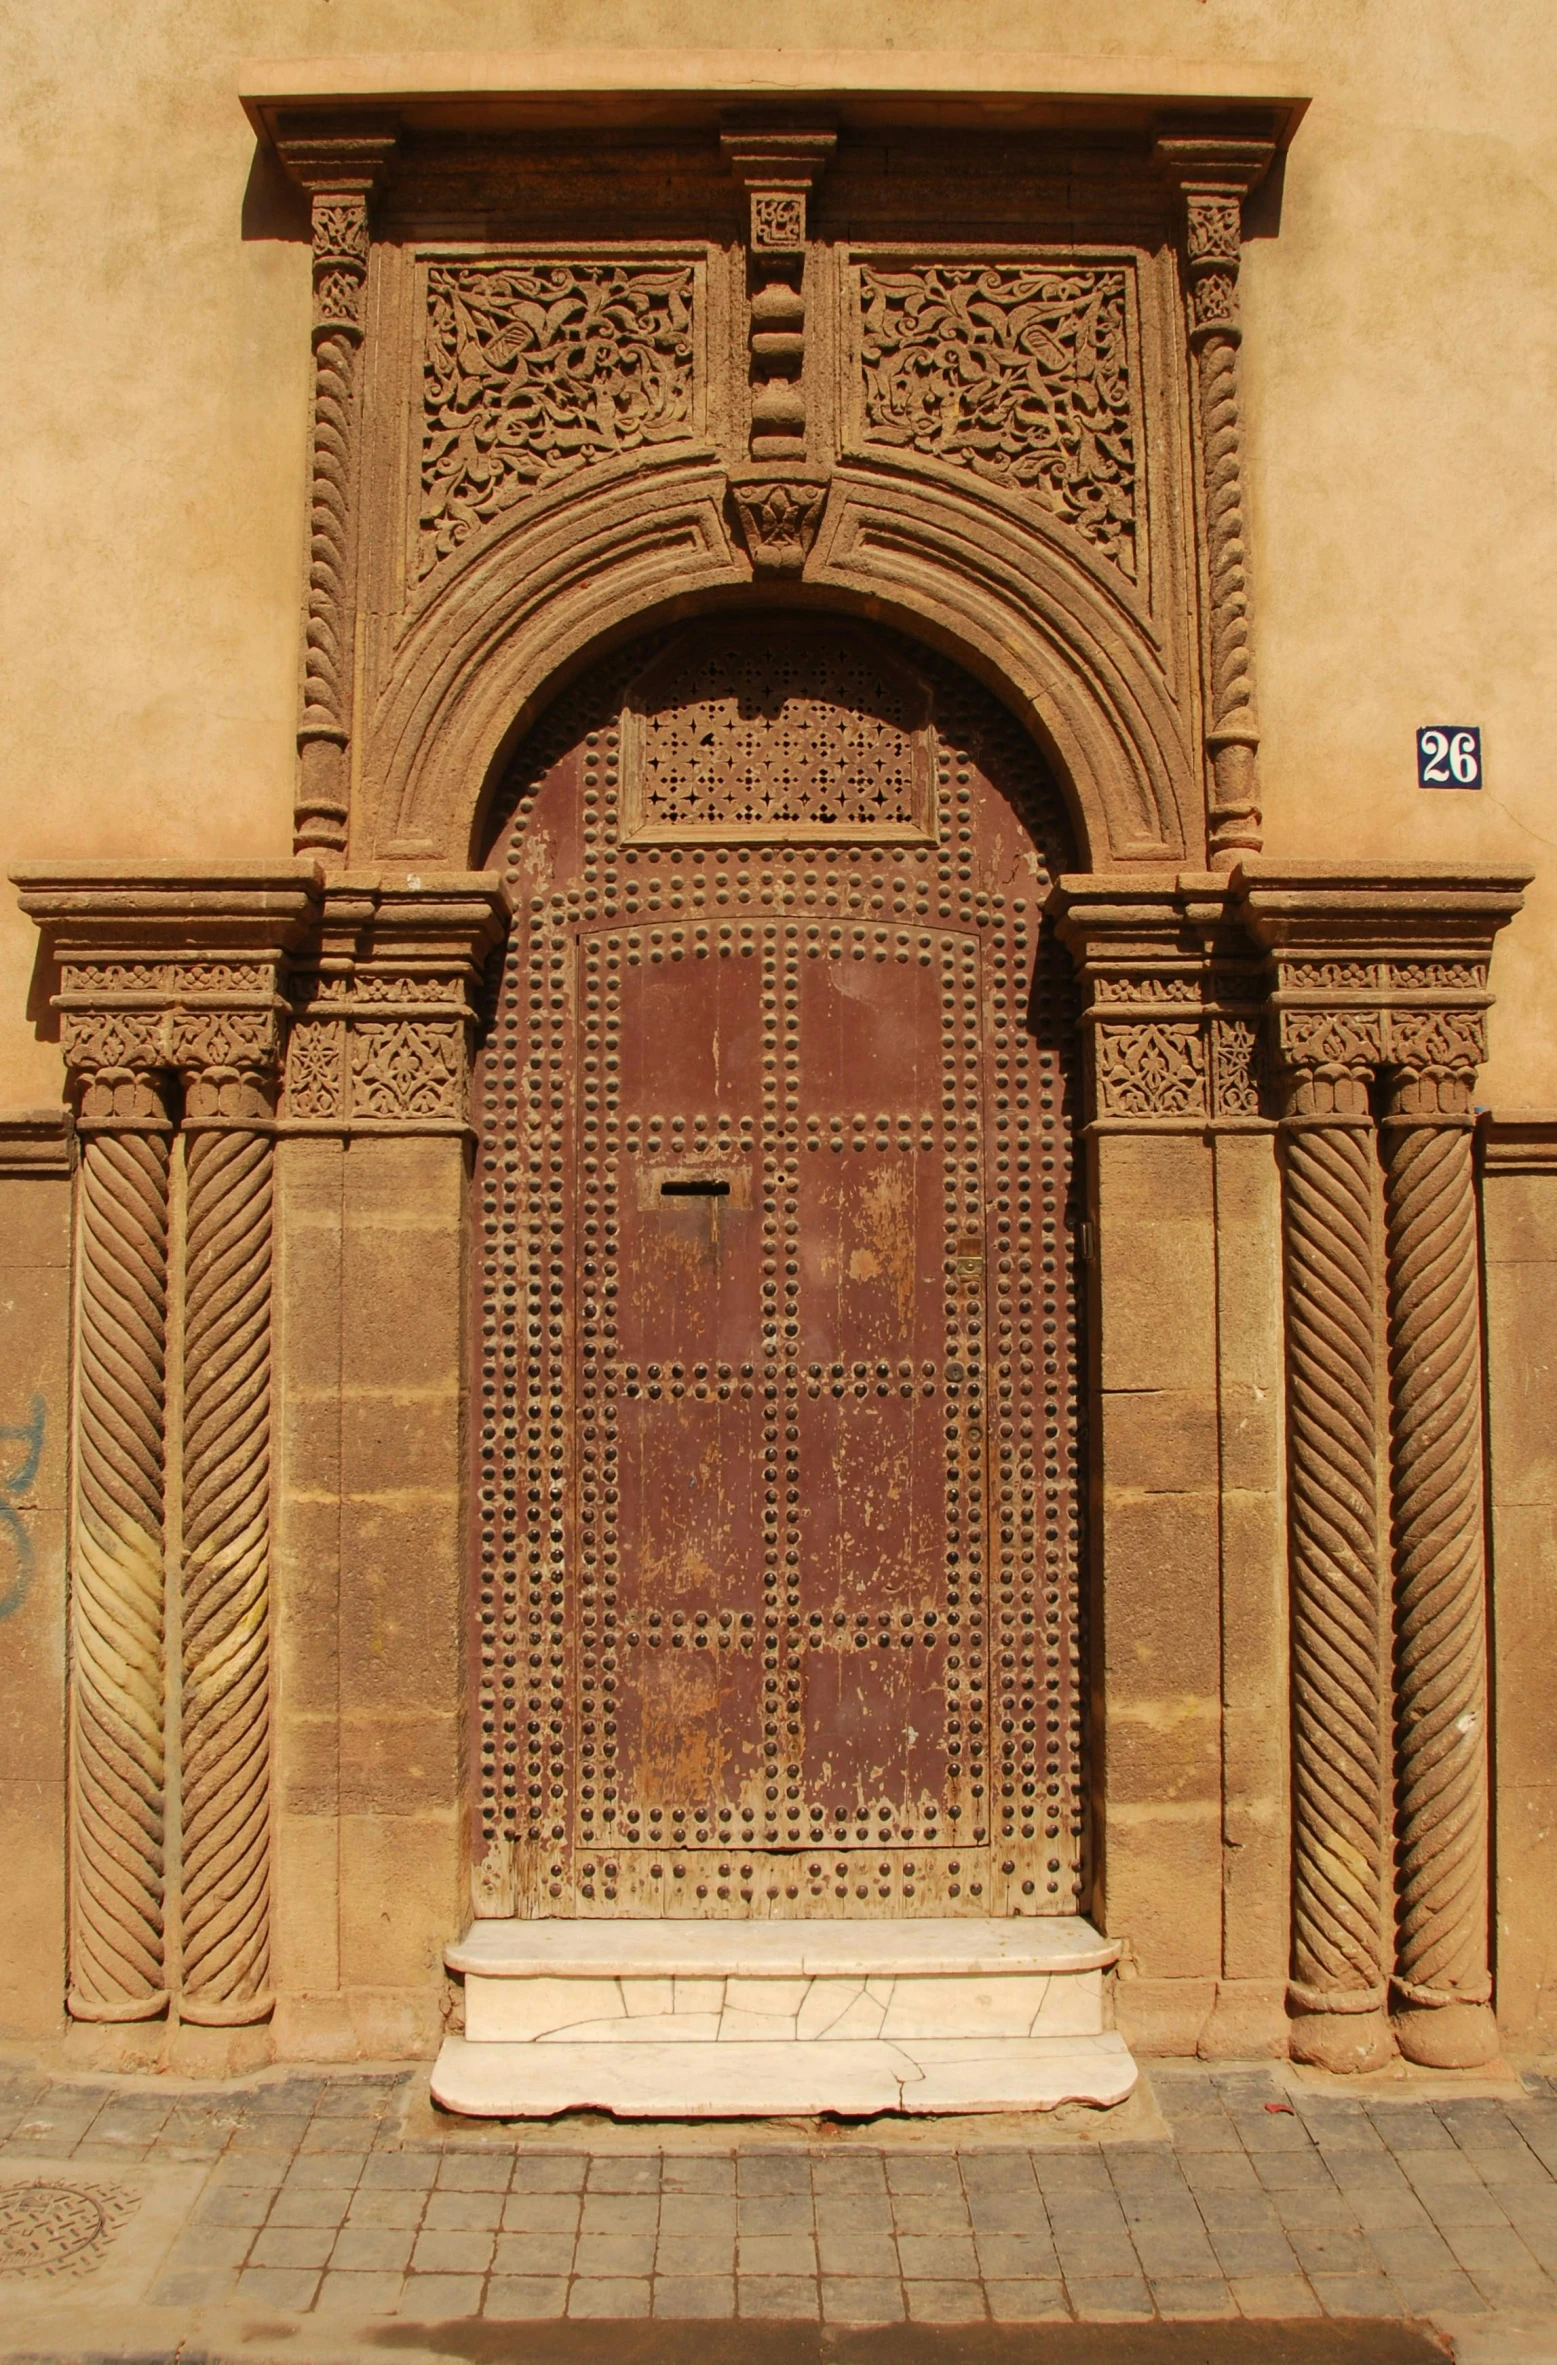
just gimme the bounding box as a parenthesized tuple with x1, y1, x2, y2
(1, 2, 1553, 1108)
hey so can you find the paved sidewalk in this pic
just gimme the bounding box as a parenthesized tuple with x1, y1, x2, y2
(3, 2053, 1557, 2357)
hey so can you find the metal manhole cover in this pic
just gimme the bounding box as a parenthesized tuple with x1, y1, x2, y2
(0, 2181, 134, 2277)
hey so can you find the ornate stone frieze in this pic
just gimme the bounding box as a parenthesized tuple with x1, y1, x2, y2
(856, 263, 1138, 578)
(276, 124, 399, 862)
(723, 131, 835, 461)
(281, 877, 509, 1132)
(419, 262, 699, 575)
(1156, 135, 1275, 868)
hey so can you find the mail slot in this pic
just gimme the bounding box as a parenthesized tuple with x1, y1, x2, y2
(638, 1161, 753, 1209)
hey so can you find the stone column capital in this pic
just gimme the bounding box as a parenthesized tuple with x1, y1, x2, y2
(1232, 860, 1529, 1118)
(12, 861, 325, 1125)
(1046, 872, 1266, 1128)
(282, 870, 511, 1133)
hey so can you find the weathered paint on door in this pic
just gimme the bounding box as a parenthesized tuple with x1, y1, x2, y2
(473, 617, 1085, 1919)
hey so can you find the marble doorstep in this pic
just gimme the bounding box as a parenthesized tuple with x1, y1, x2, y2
(430, 2030, 1137, 2118)
(436, 1916, 1134, 2117)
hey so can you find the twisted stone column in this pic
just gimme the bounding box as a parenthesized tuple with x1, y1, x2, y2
(1382, 1064, 1496, 2066)
(176, 1064, 277, 2024)
(69, 1081, 172, 2020)
(1278, 1063, 1393, 2072)
(1156, 136, 1275, 869)
(276, 128, 396, 859)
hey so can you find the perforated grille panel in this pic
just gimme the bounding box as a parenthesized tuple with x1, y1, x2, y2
(623, 621, 935, 842)
(473, 616, 1086, 1920)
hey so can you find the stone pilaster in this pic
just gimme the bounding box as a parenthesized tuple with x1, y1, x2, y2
(722, 129, 835, 473)
(14, 864, 323, 2028)
(275, 121, 399, 863)
(1050, 874, 1277, 2052)
(1237, 862, 1527, 2071)
(1156, 134, 1275, 870)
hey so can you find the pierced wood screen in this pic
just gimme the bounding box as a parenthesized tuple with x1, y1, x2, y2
(473, 616, 1086, 1919)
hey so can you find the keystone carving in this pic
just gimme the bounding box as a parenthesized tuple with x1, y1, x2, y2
(729, 479, 829, 576)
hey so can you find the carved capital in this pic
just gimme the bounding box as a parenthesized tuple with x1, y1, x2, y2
(1048, 872, 1267, 1127)
(1235, 860, 1528, 1120)
(1154, 133, 1275, 348)
(281, 872, 510, 1133)
(12, 863, 324, 1127)
(729, 478, 829, 575)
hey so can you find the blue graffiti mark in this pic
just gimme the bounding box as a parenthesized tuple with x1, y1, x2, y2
(0, 1395, 45, 1623)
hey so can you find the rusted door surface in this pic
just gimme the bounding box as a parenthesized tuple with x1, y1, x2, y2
(473, 618, 1084, 1919)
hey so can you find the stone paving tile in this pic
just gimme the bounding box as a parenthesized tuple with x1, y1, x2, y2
(14, 2056, 1557, 2338)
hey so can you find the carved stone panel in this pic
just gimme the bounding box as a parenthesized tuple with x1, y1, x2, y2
(418, 258, 703, 576)
(473, 618, 1085, 1921)
(850, 259, 1142, 581)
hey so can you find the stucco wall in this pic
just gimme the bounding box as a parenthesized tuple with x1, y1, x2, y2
(1, 2, 1553, 1103)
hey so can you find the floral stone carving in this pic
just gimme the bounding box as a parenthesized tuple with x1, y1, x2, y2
(420, 262, 697, 573)
(858, 263, 1137, 576)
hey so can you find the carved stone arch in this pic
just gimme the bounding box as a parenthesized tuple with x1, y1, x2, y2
(362, 461, 1195, 876)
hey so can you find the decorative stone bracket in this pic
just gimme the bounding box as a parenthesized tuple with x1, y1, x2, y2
(721, 128, 835, 464)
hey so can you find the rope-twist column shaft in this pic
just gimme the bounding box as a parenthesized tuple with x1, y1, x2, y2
(70, 1123, 170, 2019)
(178, 1123, 275, 2023)
(1383, 1098, 1496, 2066)
(1196, 324, 1259, 857)
(1280, 1082, 1392, 2072)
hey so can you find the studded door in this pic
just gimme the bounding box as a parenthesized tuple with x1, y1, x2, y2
(474, 617, 1085, 1919)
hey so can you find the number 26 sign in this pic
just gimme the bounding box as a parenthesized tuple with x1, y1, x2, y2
(1417, 726, 1482, 788)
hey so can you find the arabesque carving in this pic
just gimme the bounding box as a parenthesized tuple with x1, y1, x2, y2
(419, 262, 697, 575)
(858, 264, 1137, 577)
(70, 1118, 171, 2019)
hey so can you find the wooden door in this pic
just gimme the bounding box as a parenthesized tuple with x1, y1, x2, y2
(473, 616, 1085, 1919)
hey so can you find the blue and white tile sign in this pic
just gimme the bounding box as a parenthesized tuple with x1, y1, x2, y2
(1417, 727, 1482, 788)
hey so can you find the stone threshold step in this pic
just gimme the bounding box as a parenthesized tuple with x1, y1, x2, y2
(447, 1915, 1119, 1981)
(431, 2032, 1137, 2119)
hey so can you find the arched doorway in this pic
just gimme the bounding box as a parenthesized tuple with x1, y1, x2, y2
(470, 612, 1086, 1924)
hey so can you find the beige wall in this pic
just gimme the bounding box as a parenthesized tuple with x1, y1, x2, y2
(0, 1145, 70, 2040)
(1484, 1155, 1557, 2047)
(2, 3, 1553, 1105)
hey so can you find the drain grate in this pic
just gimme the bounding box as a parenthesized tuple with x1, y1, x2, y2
(0, 2180, 134, 2277)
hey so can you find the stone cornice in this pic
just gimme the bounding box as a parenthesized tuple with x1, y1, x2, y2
(1478, 1111, 1557, 1176)
(239, 53, 1309, 147)
(0, 1108, 74, 1178)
